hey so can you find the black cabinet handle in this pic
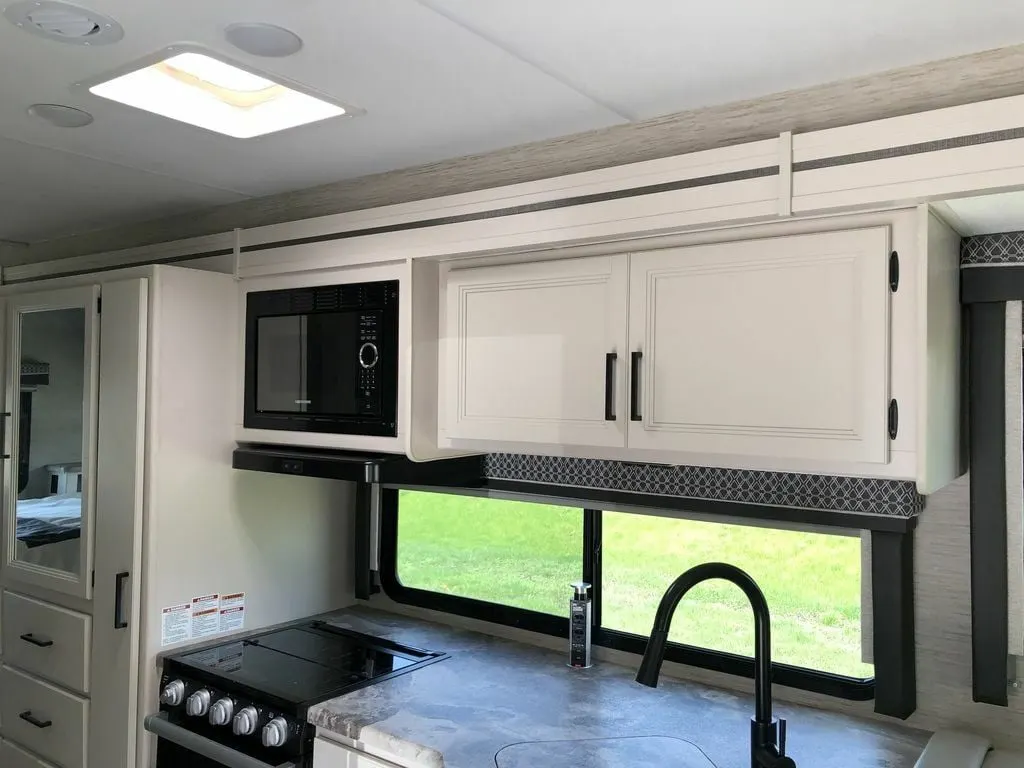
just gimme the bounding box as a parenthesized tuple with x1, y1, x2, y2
(114, 571, 129, 629)
(0, 411, 10, 459)
(604, 353, 617, 421)
(19, 710, 52, 729)
(630, 351, 643, 422)
(19, 633, 53, 648)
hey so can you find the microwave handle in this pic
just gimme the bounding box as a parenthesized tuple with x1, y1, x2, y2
(144, 713, 295, 768)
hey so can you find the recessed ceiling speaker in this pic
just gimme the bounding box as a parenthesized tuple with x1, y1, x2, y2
(28, 103, 94, 128)
(3, 0, 123, 45)
(225, 23, 303, 57)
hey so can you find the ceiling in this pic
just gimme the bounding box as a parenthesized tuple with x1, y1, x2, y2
(2, 0, 1024, 245)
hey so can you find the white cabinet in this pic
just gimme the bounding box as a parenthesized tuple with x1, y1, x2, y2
(442, 255, 628, 447)
(314, 735, 423, 767)
(439, 211, 961, 486)
(627, 228, 892, 464)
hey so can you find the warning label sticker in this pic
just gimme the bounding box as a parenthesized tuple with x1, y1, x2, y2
(219, 592, 245, 633)
(160, 603, 192, 646)
(191, 594, 220, 639)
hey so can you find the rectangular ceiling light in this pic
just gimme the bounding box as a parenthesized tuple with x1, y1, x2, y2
(89, 52, 347, 138)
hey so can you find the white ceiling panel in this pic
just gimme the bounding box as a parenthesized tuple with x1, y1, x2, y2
(0, 0, 624, 211)
(0, 136, 248, 242)
(419, 0, 1024, 120)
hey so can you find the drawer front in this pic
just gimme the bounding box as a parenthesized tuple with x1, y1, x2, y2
(2, 591, 91, 693)
(315, 736, 410, 768)
(0, 739, 60, 768)
(0, 666, 88, 768)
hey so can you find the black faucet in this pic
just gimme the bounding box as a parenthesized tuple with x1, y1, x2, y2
(635, 562, 796, 768)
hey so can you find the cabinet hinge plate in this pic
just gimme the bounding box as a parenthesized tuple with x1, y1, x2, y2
(889, 251, 899, 293)
(888, 399, 899, 440)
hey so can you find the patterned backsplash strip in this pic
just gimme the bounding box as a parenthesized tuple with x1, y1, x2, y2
(961, 231, 1024, 265)
(483, 454, 924, 518)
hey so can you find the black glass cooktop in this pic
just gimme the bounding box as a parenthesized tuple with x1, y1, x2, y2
(169, 621, 446, 706)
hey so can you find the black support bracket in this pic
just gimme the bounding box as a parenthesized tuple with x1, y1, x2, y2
(871, 529, 917, 718)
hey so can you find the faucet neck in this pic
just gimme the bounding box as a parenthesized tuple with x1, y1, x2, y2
(637, 562, 773, 724)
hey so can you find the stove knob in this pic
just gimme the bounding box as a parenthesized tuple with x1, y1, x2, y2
(232, 706, 258, 736)
(185, 689, 211, 718)
(262, 717, 289, 748)
(160, 680, 185, 707)
(209, 697, 235, 726)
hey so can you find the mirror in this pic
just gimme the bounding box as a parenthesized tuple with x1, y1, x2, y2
(12, 307, 87, 578)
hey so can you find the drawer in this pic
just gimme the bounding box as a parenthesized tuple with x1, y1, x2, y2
(2, 591, 91, 693)
(0, 739, 60, 768)
(315, 736, 411, 768)
(0, 666, 88, 768)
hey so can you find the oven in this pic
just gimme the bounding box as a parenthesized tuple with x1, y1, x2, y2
(243, 279, 399, 437)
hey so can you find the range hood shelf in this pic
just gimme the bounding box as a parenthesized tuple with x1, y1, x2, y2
(232, 443, 484, 486)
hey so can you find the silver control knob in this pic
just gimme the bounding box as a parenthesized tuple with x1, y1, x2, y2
(209, 697, 235, 726)
(232, 706, 258, 737)
(185, 689, 211, 718)
(160, 680, 185, 707)
(261, 717, 289, 748)
(358, 342, 379, 369)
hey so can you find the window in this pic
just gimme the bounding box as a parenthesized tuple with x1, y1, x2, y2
(382, 490, 873, 697)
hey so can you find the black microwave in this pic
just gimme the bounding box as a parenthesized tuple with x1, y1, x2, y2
(243, 280, 399, 437)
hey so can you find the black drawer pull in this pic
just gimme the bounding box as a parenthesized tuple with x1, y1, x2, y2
(630, 351, 643, 422)
(604, 352, 617, 421)
(19, 710, 52, 729)
(19, 633, 53, 648)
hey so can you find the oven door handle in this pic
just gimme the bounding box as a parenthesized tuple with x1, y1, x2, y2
(144, 713, 296, 768)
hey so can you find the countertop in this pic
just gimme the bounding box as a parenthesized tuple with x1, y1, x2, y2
(308, 607, 929, 768)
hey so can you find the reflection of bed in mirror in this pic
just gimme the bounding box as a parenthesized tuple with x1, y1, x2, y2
(15, 463, 83, 575)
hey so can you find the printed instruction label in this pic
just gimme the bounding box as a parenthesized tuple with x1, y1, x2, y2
(160, 603, 192, 646)
(191, 594, 220, 639)
(219, 592, 246, 633)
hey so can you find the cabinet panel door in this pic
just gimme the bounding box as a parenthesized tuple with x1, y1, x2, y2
(443, 256, 628, 447)
(627, 228, 892, 464)
(1, 286, 100, 600)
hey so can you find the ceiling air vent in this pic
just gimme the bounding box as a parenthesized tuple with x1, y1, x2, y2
(4, 0, 123, 45)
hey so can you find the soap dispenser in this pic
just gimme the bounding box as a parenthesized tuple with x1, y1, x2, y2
(568, 581, 593, 668)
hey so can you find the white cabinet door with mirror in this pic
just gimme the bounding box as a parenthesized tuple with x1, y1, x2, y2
(1, 286, 100, 600)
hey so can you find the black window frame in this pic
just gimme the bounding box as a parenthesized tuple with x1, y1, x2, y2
(378, 488, 875, 701)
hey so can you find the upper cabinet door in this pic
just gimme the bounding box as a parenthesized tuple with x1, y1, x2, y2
(2, 286, 100, 600)
(627, 228, 892, 464)
(442, 256, 629, 447)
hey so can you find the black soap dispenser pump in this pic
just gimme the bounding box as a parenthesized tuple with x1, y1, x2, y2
(568, 581, 593, 668)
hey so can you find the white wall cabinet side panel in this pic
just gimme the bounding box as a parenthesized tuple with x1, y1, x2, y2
(90, 279, 148, 768)
(627, 228, 892, 463)
(443, 255, 628, 447)
(1, 285, 100, 600)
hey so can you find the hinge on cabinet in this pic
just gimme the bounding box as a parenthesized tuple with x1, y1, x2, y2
(888, 399, 899, 440)
(889, 251, 899, 293)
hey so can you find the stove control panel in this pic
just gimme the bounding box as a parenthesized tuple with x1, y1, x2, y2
(157, 672, 307, 755)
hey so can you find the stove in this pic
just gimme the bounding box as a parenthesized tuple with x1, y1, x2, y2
(145, 620, 447, 768)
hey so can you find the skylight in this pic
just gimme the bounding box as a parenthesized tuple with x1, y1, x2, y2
(89, 52, 347, 139)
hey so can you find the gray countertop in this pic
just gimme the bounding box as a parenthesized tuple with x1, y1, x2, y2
(308, 607, 929, 768)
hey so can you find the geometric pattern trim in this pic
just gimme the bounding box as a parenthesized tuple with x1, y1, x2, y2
(962, 231, 1024, 265)
(484, 453, 923, 518)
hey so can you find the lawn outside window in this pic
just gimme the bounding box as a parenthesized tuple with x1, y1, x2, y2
(382, 489, 874, 697)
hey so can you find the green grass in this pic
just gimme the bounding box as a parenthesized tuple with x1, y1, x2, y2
(396, 491, 872, 678)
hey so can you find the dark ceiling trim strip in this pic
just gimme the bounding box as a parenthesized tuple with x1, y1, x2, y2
(240, 165, 781, 254)
(794, 127, 1024, 172)
(4, 248, 235, 286)
(961, 264, 1024, 304)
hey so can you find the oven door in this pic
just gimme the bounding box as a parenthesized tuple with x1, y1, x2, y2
(146, 713, 301, 768)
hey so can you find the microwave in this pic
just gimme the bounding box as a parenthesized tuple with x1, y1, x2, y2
(243, 280, 399, 437)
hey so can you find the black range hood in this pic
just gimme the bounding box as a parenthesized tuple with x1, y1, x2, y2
(232, 443, 485, 486)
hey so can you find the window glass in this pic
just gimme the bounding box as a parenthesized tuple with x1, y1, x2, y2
(395, 490, 583, 616)
(601, 512, 871, 678)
